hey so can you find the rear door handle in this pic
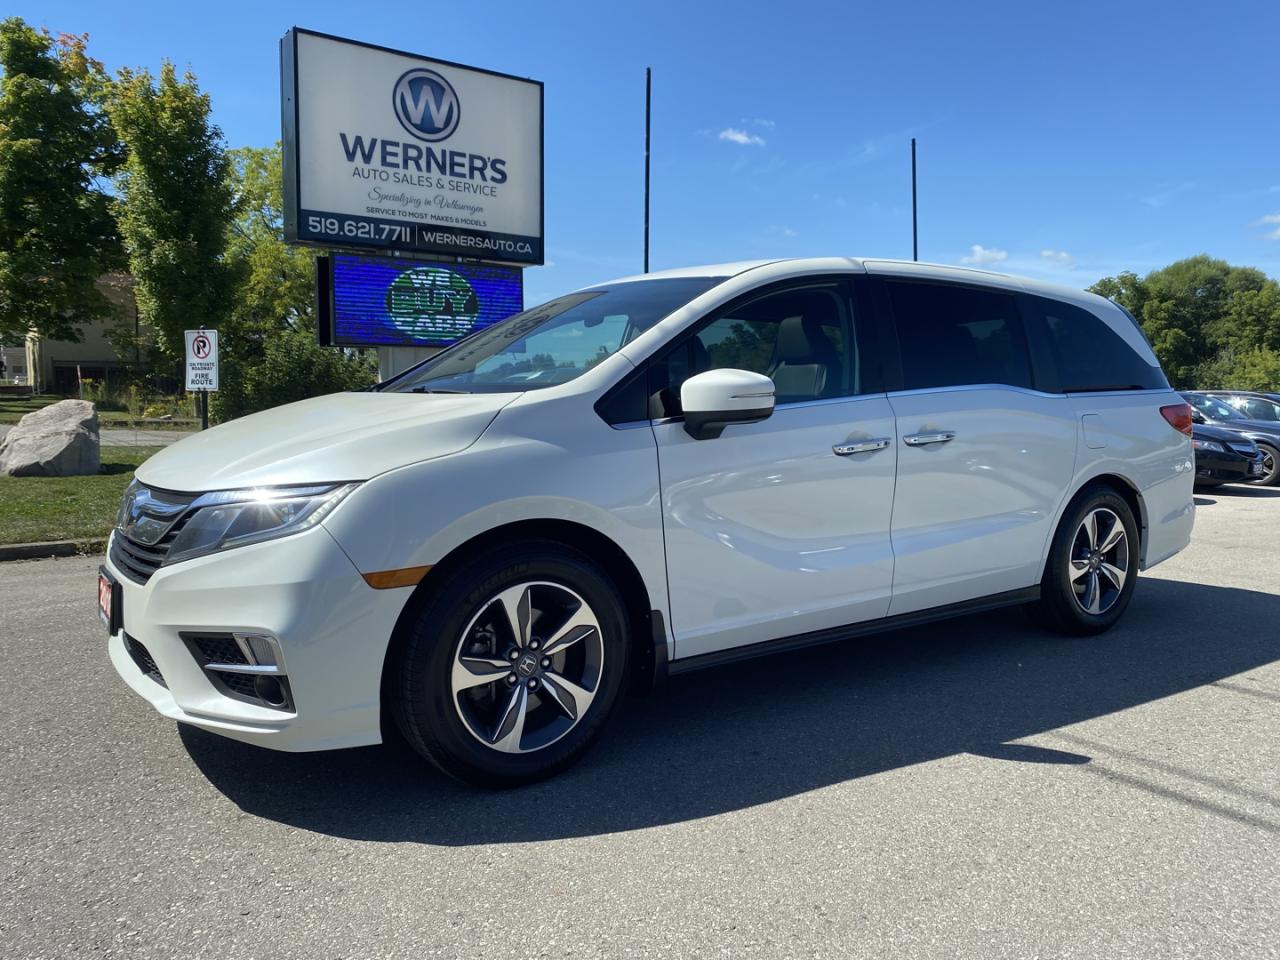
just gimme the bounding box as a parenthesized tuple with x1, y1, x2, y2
(833, 438, 891, 456)
(903, 431, 956, 446)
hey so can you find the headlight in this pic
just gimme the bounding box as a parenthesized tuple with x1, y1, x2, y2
(164, 483, 357, 566)
(1191, 439, 1225, 453)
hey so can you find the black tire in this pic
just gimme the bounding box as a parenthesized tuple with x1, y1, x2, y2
(1257, 443, 1280, 486)
(1034, 486, 1139, 636)
(389, 539, 630, 787)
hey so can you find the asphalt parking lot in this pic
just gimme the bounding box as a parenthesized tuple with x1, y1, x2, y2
(3, 486, 1279, 959)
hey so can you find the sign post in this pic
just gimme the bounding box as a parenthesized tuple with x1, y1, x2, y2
(184, 328, 219, 430)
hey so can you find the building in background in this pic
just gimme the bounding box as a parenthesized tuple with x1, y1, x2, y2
(0, 342, 27, 384)
(22, 274, 146, 394)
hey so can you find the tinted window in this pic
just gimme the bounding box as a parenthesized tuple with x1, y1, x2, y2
(650, 283, 856, 415)
(886, 282, 1032, 390)
(1033, 297, 1169, 392)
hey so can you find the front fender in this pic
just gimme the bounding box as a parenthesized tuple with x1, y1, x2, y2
(322, 404, 668, 622)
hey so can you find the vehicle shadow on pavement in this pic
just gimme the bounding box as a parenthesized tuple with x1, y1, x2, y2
(181, 578, 1280, 844)
(1210, 485, 1280, 498)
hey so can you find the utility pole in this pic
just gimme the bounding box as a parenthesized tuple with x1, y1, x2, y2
(644, 67, 651, 273)
(911, 138, 919, 262)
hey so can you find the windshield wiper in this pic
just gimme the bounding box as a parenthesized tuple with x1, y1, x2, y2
(409, 386, 470, 394)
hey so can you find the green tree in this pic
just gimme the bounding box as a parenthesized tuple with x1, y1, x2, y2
(108, 61, 234, 360)
(1225, 345, 1280, 391)
(211, 144, 376, 422)
(1090, 255, 1280, 389)
(0, 19, 121, 344)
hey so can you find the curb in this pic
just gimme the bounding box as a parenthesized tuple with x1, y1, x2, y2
(0, 538, 107, 561)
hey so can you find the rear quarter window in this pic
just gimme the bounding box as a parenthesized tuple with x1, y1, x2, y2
(1030, 296, 1169, 392)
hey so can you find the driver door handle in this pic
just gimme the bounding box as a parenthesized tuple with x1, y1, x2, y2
(833, 438, 891, 456)
(903, 431, 957, 446)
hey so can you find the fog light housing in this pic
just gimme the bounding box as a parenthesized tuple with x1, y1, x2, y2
(181, 631, 294, 712)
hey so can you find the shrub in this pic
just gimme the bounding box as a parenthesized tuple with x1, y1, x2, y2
(210, 326, 377, 423)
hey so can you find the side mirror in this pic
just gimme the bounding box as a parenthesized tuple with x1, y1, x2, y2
(680, 369, 775, 440)
(1190, 410, 1206, 424)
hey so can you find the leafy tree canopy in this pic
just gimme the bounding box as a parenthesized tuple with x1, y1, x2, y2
(1090, 255, 1280, 390)
(108, 61, 234, 360)
(0, 18, 121, 343)
(211, 143, 376, 422)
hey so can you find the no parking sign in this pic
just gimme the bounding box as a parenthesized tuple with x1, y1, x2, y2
(184, 329, 219, 391)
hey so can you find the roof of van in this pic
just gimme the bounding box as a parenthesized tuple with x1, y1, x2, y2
(603, 257, 1107, 306)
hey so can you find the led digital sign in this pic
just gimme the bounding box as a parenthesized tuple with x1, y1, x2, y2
(321, 254, 523, 347)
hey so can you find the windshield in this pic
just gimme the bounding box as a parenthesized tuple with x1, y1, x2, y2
(1185, 393, 1241, 420)
(384, 277, 723, 394)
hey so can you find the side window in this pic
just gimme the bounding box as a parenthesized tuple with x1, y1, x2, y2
(1236, 397, 1280, 421)
(887, 281, 1032, 390)
(650, 283, 856, 415)
(1034, 296, 1169, 392)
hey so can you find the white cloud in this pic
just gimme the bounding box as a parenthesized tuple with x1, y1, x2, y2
(1260, 212, 1280, 240)
(1040, 249, 1074, 265)
(782, 227, 798, 238)
(751, 118, 775, 129)
(960, 244, 1009, 266)
(719, 127, 766, 147)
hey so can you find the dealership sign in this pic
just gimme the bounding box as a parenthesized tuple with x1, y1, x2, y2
(281, 28, 543, 264)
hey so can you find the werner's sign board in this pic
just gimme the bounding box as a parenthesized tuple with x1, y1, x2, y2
(184, 329, 219, 391)
(281, 29, 544, 265)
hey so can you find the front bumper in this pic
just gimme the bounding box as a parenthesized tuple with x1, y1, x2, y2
(104, 524, 407, 752)
(1194, 449, 1265, 484)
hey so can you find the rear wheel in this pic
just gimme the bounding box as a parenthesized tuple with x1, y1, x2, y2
(390, 540, 630, 787)
(1034, 487, 1139, 636)
(1257, 443, 1280, 486)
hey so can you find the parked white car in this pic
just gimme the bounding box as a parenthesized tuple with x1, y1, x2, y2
(101, 258, 1195, 785)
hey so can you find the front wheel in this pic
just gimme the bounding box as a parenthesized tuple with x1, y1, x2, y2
(389, 540, 630, 787)
(1034, 488, 1139, 636)
(1257, 444, 1280, 486)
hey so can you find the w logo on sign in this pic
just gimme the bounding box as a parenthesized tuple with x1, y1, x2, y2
(393, 69, 460, 142)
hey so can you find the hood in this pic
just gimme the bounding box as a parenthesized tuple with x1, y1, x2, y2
(137, 391, 514, 492)
(1194, 422, 1251, 443)
(1211, 417, 1280, 441)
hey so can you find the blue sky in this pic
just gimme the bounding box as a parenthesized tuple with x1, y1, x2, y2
(18, 0, 1280, 304)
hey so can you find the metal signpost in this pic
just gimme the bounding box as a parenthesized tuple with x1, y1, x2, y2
(184, 328, 219, 430)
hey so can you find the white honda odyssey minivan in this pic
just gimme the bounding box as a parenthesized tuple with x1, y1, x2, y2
(102, 258, 1195, 785)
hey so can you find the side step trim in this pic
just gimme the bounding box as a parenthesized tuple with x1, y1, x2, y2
(667, 586, 1041, 676)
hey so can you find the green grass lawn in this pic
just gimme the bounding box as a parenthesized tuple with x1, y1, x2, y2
(0, 446, 153, 545)
(0, 394, 195, 428)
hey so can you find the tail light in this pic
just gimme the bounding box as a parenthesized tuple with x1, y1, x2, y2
(1160, 403, 1193, 436)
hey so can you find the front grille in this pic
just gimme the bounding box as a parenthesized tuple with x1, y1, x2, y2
(124, 634, 166, 687)
(110, 526, 177, 584)
(110, 484, 198, 585)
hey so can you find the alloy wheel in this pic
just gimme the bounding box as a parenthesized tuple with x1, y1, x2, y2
(450, 581, 604, 754)
(1069, 507, 1129, 615)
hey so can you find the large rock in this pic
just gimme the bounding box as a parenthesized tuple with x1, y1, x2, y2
(0, 399, 101, 477)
